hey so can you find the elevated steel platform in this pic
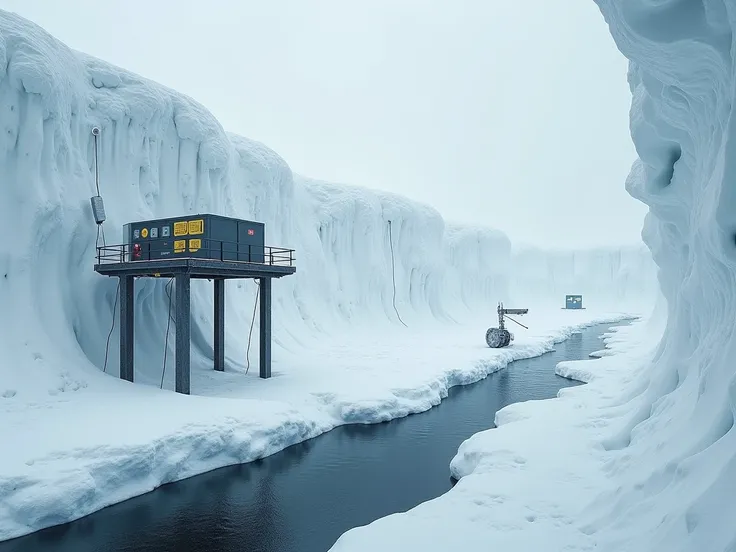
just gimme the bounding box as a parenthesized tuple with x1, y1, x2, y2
(93, 242, 296, 395)
(94, 257, 295, 279)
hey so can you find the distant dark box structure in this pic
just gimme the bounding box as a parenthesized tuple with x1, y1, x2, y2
(94, 213, 296, 395)
(565, 295, 583, 309)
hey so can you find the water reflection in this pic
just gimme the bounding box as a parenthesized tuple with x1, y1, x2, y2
(0, 322, 624, 552)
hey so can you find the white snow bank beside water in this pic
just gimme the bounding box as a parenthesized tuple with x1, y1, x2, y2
(0, 309, 635, 541)
(333, 0, 736, 549)
(330, 307, 666, 552)
(0, 9, 658, 542)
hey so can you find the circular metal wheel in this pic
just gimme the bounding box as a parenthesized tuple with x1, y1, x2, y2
(485, 327, 511, 348)
(500, 331, 510, 347)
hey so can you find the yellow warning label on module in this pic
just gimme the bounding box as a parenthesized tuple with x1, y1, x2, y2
(173, 222, 188, 236)
(188, 219, 204, 235)
(189, 239, 201, 252)
(141, 228, 149, 238)
(174, 240, 186, 253)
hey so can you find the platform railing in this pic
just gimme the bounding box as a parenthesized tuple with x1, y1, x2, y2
(95, 239, 295, 267)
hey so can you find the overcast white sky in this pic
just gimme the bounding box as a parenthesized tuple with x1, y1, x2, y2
(1, 0, 646, 248)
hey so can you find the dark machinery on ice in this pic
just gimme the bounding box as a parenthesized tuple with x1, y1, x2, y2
(564, 294, 584, 309)
(485, 303, 529, 348)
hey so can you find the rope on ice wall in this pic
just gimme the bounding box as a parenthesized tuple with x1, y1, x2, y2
(245, 280, 260, 374)
(93, 125, 119, 375)
(160, 278, 174, 389)
(388, 220, 408, 328)
(103, 281, 120, 374)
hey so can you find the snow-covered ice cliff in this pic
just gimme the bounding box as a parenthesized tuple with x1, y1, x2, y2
(0, 8, 657, 543)
(0, 9, 653, 398)
(511, 243, 658, 309)
(329, 1, 736, 551)
(582, 0, 736, 549)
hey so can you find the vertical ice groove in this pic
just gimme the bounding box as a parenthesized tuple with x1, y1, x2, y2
(576, 0, 736, 550)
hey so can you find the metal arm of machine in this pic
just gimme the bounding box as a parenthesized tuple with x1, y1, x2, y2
(503, 315, 528, 330)
(497, 302, 529, 330)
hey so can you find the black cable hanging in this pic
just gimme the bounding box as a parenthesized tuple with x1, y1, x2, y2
(388, 220, 408, 328)
(93, 128, 101, 197)
(102, 281, 120, 373)
(161, 278, 174, 389)
(91, 125, 117, 375)
(245, 280, 260, 375)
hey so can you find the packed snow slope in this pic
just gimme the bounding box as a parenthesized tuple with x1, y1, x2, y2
(0, 8, 659, 543)
(329, 2, 736, 552)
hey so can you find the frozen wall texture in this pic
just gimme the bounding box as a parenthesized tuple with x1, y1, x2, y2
(578, 1, 736, 550)
(0, 9, 655, 398)
(511, 244, 658, 309)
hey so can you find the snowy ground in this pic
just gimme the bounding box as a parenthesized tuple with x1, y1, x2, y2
(329, 307, 664, 551)
(0, 307, 637, 542)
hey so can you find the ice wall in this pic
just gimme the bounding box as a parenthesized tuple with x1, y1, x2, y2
(511, 244, 658, 310)
(573, 1, 736, 550)
(0, 9, 653, 399)
(0, 10, 511, 395)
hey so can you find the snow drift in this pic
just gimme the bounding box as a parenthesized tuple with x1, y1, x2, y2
(0, 8, 659, 544)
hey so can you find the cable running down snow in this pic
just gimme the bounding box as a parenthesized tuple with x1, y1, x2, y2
(102, 281, 120, 373)
(93, 128, 101, 197)
(245, 280, 260, 375)
(91, 125, 118, 375)
(91, 127, 107, 250)
(388, 220, 408, 328)
(160, 278, 174, 389)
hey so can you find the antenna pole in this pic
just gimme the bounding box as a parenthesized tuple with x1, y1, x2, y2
(92, 127, 100, 196)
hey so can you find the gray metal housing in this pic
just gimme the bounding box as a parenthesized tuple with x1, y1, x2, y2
(90, 196, 106, 224)
(123, 214, 265, 263)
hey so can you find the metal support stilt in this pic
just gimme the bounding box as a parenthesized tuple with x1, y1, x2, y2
(119, 275, 135, 382)
(259, 277, 272, 379)
(214, 278, 225, 372)
(175, 273, 191, 394)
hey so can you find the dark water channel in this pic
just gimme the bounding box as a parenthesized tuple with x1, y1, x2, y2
(2, 321, 623, 552)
